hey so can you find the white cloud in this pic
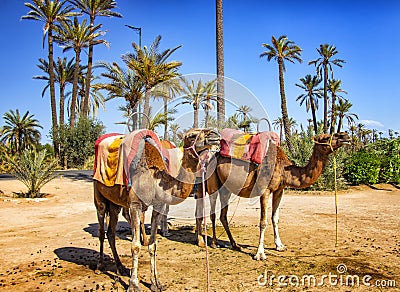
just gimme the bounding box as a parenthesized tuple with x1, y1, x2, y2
(360, 120, 384, 128)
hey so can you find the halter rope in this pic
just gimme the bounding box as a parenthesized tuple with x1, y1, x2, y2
(184, 129, 211, 292)
(313, 135, 339, 248)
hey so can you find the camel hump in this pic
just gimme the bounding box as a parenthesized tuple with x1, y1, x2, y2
(144, 140, 168, 171)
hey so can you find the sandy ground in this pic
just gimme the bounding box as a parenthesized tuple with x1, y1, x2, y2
(0, 174, 399, 291)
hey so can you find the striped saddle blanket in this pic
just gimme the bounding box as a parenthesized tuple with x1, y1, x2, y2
(219, 128, 280, 164)
(93, 130, 183, 187)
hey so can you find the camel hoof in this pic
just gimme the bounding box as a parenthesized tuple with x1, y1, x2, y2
(197, 237, 206, 248)
(231, 244, 242, 252)
(127, 284, 142, 292)
(253, 253, 267, 261)
(276, 244, 286, 252)
(151, 280, 167, 291)
(95, 263, 104, 274)
(161, 231, 172, 237)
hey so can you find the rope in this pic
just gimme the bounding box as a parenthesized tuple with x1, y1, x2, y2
(184, 129, 211, 292)
(201, 159, 211, 292)
(313, 135, 339, 248)
(328, 136, 339, 248)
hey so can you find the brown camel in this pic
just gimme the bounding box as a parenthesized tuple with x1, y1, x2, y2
(195, 132, 350, 260)
(94, 128, 220, 292)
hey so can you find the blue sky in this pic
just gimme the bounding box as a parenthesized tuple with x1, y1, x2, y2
(1, 0, 399, 142)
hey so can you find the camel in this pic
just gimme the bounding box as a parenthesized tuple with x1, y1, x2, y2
(195, 132, 350, 261)
(94, 128, 220, 292)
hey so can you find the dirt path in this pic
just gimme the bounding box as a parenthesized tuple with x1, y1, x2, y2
(0, 177, 399, 291)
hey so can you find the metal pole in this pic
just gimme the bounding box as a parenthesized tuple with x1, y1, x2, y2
(125, 25, 142, 128)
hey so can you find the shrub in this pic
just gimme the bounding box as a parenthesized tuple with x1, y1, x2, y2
(59, 118, 104, 169)
(4, 149, 58, 197)
(343, 150, 380, 185)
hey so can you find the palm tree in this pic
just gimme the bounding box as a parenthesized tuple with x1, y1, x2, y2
(260, 35, 302, 153)
(236, 105, 253, 132)
(295, 74, 322, 134)
(1, 110, 42, 154)
(122, 36, 182, 128)
(309, 44, 345, 133)
(328, 79, 347, 134)
(273, 117, 284, 142)
(334, 99, 358, 133)
(54, 17, 108, 128)
(178, 79, 217, 128)
(68, 0, 122, 117)
(151, 78, 182, 139)
(168, 123, 180, 145)
(94, 61, 144, 130)
(216, 0, 225, 125)
(34, 57, 75, 127)
(22, 0, 78, 154)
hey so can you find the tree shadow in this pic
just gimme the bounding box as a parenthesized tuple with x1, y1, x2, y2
(59, 170, 93, 182)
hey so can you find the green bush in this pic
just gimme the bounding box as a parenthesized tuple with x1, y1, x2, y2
(4, 149, 58, 197)
(59, 118, 104, 169)
(344, 150, 380, 185)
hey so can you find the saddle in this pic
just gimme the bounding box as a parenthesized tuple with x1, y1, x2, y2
(219, 128, 280, 164)
(93, 130, 183, 187)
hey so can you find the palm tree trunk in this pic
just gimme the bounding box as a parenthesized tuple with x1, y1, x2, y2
(70, 50, 81, 128)
(323, 65, 328, 133)
(216, 0, 225, 126)
(83, 16, 95, 118)
(278, 58, 294, 153)
(336, 116, 343, 133)
(163, 96, 168, 140)
(310, 97, 318, 135)
(47, 29, 59, 157)
(59, 85, 65, 127)
(142, 89, 151, 129)
(330, 93, 336, 134)
(193, 106, 199, 128)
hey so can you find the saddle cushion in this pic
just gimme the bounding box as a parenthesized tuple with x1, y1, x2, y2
(220, 128, 280, 164)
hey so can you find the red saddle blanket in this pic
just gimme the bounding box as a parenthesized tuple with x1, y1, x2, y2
(219, 128, 280, 164)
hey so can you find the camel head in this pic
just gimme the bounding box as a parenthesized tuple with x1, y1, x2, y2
(313, 132, 351, 154)
(183, 128, 221, 154)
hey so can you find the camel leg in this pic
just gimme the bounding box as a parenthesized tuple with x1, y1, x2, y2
(148, 206, 166, 291)
(254, 191, 269, 260)
(218, 187, 241, 251)
(107, 203, 128, 276)
(195, 183, 206, 247)
(160, 204, 171, 237)
(209, 190, 218, 248)
(128, 202, 142, 292)
(140, 210, 149, 246)
(94, 182, 107, 273)
(272, 189, 286, 251)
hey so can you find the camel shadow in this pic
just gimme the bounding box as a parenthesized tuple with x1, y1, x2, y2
(163, 224, 253, 257)
(54, 247, 129, 289)
(84, 222, 132, 240)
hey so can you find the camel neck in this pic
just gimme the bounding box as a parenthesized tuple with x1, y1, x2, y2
(283, 146, 330, 189)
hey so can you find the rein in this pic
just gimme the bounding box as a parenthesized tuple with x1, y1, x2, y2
(184, 129, 211, 292)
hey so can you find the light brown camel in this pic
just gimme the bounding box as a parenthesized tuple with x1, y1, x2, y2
(94, 128, 220, 292)
(195, 132, 350, 260)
